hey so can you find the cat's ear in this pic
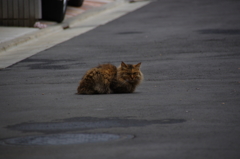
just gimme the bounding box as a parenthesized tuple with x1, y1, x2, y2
(121, 62, 128, 69)
(134, 62, 141, 69)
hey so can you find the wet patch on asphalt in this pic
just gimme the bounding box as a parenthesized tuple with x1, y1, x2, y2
(6, 117, 186, 133)
(0, 133, 133, 146)
(20, 58, 76, 70)
(3, 117, 185, 146)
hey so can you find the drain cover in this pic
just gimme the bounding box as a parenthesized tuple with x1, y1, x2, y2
(0, 133, 133, 146)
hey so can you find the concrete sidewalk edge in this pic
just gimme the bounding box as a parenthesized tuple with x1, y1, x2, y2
(0, 0, 128, 54)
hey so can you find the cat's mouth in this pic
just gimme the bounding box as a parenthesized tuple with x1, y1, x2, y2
(126, 79, 138, 83)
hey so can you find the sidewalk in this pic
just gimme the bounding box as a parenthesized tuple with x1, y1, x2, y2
(0, 0, 126, 54)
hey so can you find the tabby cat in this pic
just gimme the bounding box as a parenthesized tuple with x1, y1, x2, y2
(77, 62, 143, 94)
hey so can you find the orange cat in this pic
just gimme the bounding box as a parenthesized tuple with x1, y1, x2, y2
(77, 62, 143, 94)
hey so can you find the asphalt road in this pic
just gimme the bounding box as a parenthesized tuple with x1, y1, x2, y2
(0, 0, 240, 158)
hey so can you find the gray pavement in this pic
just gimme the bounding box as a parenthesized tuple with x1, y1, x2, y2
(0, 0, 126, 55)
(0, 0, 240, 159)
(0, 1, 147, 69)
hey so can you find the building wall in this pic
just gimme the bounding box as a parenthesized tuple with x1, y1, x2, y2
(0, 0, 41, 27)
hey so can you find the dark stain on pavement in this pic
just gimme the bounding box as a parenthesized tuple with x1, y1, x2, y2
(6, 117, 186, 133)
(0, 133, 134, 146)
(21, 58, 73, 70)
(197, 29, 240, 35)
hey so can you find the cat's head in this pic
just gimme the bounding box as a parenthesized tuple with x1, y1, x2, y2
(118, 62, 143, 84)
